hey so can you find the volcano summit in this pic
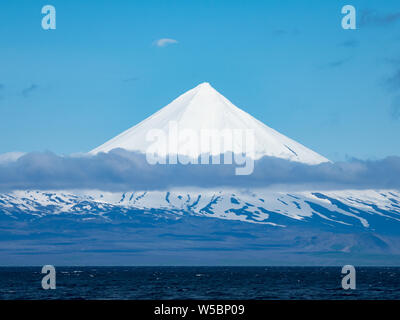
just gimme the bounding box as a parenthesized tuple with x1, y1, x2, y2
(90, 82, 330, 165)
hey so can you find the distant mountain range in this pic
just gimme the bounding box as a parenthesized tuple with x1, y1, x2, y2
(2, 189, 400, 231)
(1, 188, 400, 265)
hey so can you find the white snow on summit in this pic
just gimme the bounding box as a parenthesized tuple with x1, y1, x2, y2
(90, 82, 329, 164)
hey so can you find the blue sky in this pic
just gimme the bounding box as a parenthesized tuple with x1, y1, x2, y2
(0, 0, 399, 161)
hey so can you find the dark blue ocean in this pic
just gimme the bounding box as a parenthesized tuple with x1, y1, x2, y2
(1, 267, 400, 300)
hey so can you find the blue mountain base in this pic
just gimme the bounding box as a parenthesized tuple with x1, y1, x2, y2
(1, 209, 400, 266)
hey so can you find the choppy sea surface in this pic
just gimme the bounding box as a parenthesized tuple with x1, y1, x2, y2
(0, 267, 400, 300)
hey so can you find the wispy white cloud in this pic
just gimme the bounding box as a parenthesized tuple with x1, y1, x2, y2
(154, 38, 178, 47)
(0, 152, 25, 164)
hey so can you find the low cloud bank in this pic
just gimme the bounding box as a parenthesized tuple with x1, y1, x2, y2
(0, 149, 399, 191)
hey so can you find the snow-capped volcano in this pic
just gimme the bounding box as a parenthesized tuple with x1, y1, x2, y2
(90, 82, 329, 164)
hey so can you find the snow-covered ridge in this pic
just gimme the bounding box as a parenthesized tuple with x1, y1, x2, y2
(90, 82, 329, 165)
(1, 189, 400, 229)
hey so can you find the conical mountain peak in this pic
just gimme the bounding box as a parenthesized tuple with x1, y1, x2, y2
(90, 83, 329, 165)
(195, 82, 212, 89)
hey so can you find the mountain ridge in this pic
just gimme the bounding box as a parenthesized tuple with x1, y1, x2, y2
(2, 188, 400, 232)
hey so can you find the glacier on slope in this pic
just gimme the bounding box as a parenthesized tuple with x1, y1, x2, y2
(2, 189, 400, 231)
